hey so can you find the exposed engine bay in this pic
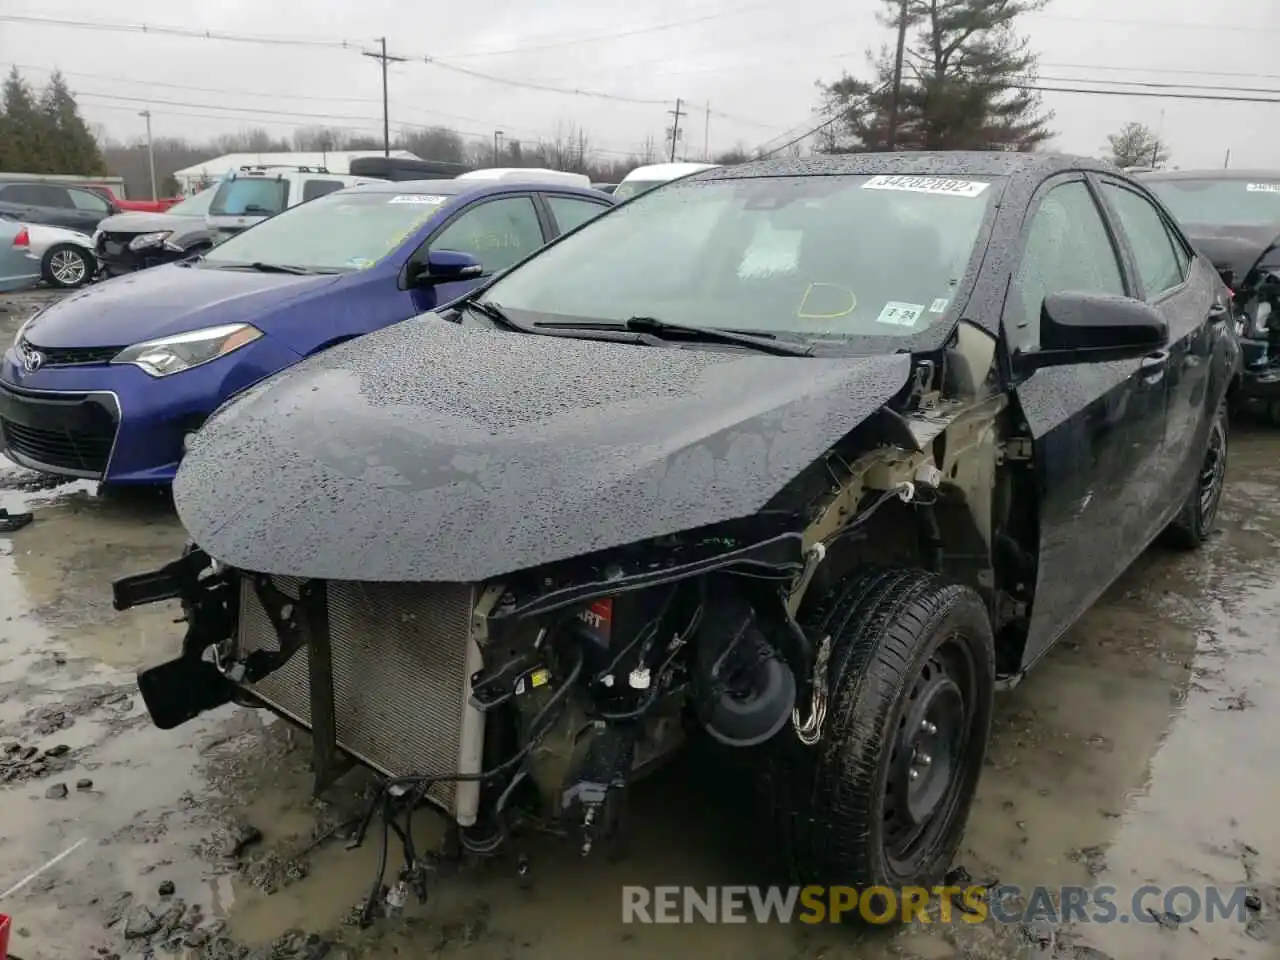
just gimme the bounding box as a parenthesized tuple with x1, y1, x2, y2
(112, 326, 1030, 922)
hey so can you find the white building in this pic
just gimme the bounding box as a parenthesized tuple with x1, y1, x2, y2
(171, 149, 422, 194)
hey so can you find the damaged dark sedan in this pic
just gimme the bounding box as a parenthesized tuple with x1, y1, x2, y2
(1141, 169, 1280, 422)
(114, 153, 1237, 906)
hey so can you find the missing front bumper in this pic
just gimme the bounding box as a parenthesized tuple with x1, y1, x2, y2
(115, 553, 487, 825)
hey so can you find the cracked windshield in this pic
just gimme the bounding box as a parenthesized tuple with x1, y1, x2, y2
(1, 1, 1279, 960)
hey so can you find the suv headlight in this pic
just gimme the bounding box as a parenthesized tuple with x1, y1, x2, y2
(129, 230, 173, 251)
(112, 323, 262, 377)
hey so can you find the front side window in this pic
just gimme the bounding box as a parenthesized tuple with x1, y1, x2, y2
(210, 177, 289, 216)
(1009, 181, 1126, 350)
(429, 197, 544, 275)
(1102, 182, 1185, 299)
(203, 190, 450, 272)
(482, 173, 999, 340)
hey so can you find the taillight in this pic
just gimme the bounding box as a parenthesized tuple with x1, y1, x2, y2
(11, 227, 28, 248)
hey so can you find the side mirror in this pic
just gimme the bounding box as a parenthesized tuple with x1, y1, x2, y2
(407, 249, 484, 287)
(1014, 291, 1168, 373)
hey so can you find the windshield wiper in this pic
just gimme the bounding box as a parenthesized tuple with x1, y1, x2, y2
(535, 316, 812, 356)
(461, 299, 525, 330)
(246, 262, 312, 275)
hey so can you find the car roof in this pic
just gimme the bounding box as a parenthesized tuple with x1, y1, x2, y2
(1138, 169, 1280, 181)
(688, 151, 1122, 187)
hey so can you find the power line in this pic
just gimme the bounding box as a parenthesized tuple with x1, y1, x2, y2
(1023, 83, 1280, 105)
(423, 57, 670, 106)
(1039, 62, 1280, 84)
(0, 13, 355, 48)
(440, 1, 775, 59)
(1026, 12, 1280, 34)
(1033, 75, 1280, 96)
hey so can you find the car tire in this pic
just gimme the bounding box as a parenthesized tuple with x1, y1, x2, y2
(761, 567, 995, 901)
(1165, 399, 1229, 550)
(41, 243, 94, 288)
(1268, 399, 1280, 428)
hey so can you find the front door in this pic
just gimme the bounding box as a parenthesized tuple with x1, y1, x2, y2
(408, 194, 549, 314)
(1005, 175, 1171, 671)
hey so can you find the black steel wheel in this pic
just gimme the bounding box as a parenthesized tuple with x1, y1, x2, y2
(1166, 399, 1228, 550)
(40, 243, 94, 288)
(762, 567, 995, 899)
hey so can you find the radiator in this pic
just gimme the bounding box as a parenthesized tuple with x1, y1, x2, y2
(235, 576, 485, 821)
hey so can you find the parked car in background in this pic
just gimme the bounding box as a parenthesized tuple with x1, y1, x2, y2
(1, 215, 97, 288)
(206, 165, 379, 244)
(1141, 169, 1280, 422)
(84, 183, 182, 214)
(613, 161, 719, 200)
(93, 186, 219, 278)
(1, 175, 615, 484)
(0, 219, 39, 293)
(592, 182, 619, 194)
(0, 180, 119, 232)
(112, 153, 1236, 904)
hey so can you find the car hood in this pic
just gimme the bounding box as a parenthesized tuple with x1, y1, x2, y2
(20, 264, 341, 349)
(1183, 222, 1280, 284)
(97, 211, 203, 234)
(174, 317, 913, 582)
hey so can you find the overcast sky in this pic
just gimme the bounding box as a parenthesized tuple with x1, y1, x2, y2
(1, 0, 1277, 168)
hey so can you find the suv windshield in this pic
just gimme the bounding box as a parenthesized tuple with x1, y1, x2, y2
(166, 186, 217, 217)
(1145, 177, 1280, 227)
(209, 177, 289, 217)
(482, 173, 998, 339)
(203, 189, 450, 272)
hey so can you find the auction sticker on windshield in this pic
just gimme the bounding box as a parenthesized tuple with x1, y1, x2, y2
(862, 175, 989, 198)
(876, 302, 925, 326)
(388, 195, 448, 204)
(1246, 183, 1280, 193)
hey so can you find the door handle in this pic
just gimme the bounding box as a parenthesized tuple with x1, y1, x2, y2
(1208, 301, 1230, 320)
(1140, 350, 1169, 383)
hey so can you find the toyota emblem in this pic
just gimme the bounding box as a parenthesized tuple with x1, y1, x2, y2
(20, 345, 44, 373)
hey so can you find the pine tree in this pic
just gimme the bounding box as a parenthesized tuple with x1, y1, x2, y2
(0, 67, 51, 172)
(39, 70, 107, 175)
(818, 0, 1053, 153)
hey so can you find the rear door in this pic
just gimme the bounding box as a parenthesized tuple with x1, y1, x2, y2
(1094, 175, 1222, 521)
(539, 192, 613, 237)
(1006, 174, 1171, 671)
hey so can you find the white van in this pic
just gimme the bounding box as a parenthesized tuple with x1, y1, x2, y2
(206, 165, 380, 243)
(614, 162, 719, 201)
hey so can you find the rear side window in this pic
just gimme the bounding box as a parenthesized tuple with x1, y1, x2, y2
(546, 195, 610, 233)
(1, 183, 69, 207)
(1102, 182, 1185, 299)
(210, 178, 289, 216)
(302, 179, 345, 202)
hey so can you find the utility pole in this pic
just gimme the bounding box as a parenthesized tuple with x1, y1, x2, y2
(667, 98, 684, 162)
(139, 109, 157, 201)
(493, 129, 503, 165)
(363, 38, 407, 158)
(703, 102, 710, 161)
(1224, 148, 1232, 169)
(886, 0, 910, 151)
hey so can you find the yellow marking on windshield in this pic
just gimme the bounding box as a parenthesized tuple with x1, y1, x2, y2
(797, 282, 858, 319)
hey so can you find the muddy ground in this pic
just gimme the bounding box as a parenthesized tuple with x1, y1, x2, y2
(0, 288, 1276, 960)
